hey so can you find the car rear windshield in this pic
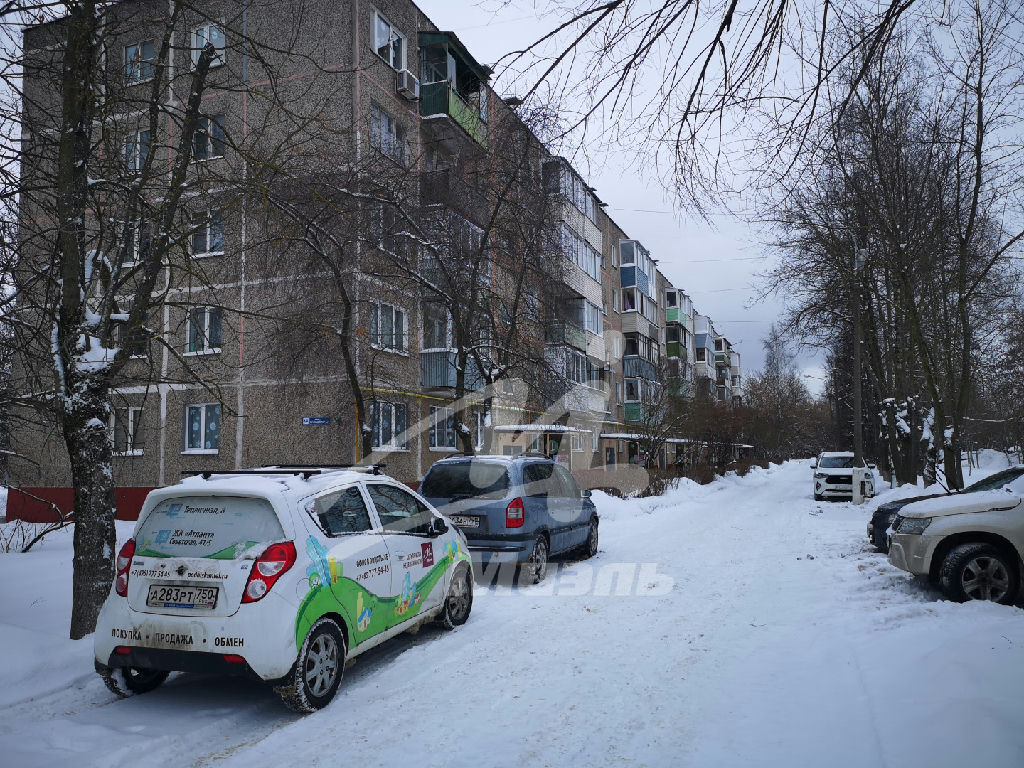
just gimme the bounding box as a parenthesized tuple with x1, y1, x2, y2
(135, 495, 285, 559)
(420, 461, 511, 501)
(819, 456, 855, 468)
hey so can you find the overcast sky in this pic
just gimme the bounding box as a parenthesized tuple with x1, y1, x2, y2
(418, 1, 828, 393)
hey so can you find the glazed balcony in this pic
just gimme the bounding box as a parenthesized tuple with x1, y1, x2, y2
(420, 81, 488, 148)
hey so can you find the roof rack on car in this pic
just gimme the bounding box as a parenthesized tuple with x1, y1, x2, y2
(181, 464, 388, 481)
(519, 450, 550, 459)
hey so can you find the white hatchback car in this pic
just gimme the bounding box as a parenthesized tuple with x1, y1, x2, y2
(94, 467, 473, 712)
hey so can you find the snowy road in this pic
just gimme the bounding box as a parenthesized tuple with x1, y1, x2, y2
(2, 461, 1024, 767)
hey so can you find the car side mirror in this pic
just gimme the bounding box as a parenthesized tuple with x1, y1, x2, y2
(429, 517, 448, 537)
(581, 489, 592, 499)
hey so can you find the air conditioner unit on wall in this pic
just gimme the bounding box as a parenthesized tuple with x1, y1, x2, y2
(396, 69, 420, 100)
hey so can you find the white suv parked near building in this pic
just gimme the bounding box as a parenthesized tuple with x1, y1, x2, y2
(94, 467, 473, 712)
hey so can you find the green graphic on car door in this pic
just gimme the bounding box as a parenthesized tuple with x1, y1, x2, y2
(293, 536, 470, 650)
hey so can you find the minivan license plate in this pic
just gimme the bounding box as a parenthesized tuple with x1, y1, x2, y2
(146, 584, 218, 609)
(449, 515, 479, 528)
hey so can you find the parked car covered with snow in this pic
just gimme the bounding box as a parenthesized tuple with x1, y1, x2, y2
(887, 475, 1024, 604)
(812, 451, 875, 501)
(94, 466, 473, 712)
(419, 454, 599, 584)
(868, 466, 1024, 553)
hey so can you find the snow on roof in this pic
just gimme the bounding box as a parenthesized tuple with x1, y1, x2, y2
(901, 490, 1022, 518)
(432, 454, 518, 465)
(494, 424, 591, 433)
(169, 468, 386, 503)
(821, 451, 854, 457)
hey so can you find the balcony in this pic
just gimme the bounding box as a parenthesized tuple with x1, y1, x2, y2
(624, 355, 657, 381)
(420, 350, 484, 390)
(624, 402, 650, 424)
(666, 307, 679, 324)
(420, 169, 487, 224)
(546, 321, 586, 352)
(420, 81, 488, 148)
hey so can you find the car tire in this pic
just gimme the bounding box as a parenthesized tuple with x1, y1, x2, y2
(100, 666, 169, 697)
(939, 543, 1020, 605)
(277, 617, 346, 713)
(582, 518, 599, 559)
(521, 536, 549, 585)
(437, 564, 473, 630)
(872, 516, 892, 553)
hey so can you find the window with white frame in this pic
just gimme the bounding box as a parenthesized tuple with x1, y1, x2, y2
(191, 209, 225, 257)
(369, 302, 406, 353)
(429, 406, 457, 449)
(193, 115, 225, 160)
(371, 401, 408, 449)
(611, 288, 619, 312)
(571, 433, 584, 452)
(566, 349, 600, 387)
(561, 224, 600, 281)
(124, 40, 155, 83)
(583, 300, 602, 335)
(115, 321, 147, 358)
(370, 104, 407, 163)
(696, 347, 706, 362)
(665, 291, 677, 307)
(187, 306, 222, 353)
(110, 406, 144, 455)
(184, 403, 220, 451)
(372, 10, 405, 70)
(422, 302, 450, 349)
(124, 128, 151, 171)
(592, 429, 599, 451)
(124, 221, 152, 265)
(191, 24, 226, 67)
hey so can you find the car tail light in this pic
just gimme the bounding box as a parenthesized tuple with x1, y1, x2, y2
(115, 538, 135, 597)
(223, 654, 246, 664)
(506, 497, 525, 528)
(242, 541, 297, 603)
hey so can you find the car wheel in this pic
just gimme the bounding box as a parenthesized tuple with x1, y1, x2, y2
(582, 518, 599, 559)
(101, 666, 169, 697)
(277, 617, 346, 713)
(872, 515, 892, 553)
(522, 536, 549, 585)
(437, 564, 473, 629)
(939, 543, 1020, 605)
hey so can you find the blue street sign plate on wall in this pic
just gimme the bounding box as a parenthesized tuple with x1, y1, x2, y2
(302, 416, 330, 426)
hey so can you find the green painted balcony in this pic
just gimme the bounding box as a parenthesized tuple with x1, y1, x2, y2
(420, 82, 488, 148)
(666, 307, 679, 324)
(546, 321, 587, 351)
(666, 341, 680, 359)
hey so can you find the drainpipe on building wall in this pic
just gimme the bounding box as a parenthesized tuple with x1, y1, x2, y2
(235, 0, 250, 470)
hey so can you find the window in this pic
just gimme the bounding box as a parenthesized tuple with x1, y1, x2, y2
(696, 348, 706, 362)
(474, 411, 487, 451)
(553, 464, 580, 497)
(611, 289, 619, 312)
(184, 403, 220, 451)
(666, 291, 677, 308)
(429, 406, 457, 449)
(124, 129, 151, 171)
(193, 115, 225, 160)
(561, 224, 599, 281)
(370, 105, 407, 163)
(371, 401, 408, 450)
(522, 462, 556, 497)
(125, 40, 155, 83)
(369, 302, 406, 352)
(622, 288, 637, 312)
(583, 301, 602, 335)
(187, 306, 222, 353)
(565, 349, 601, 387)
(625, 378, 640, 402)
(110, 406, 144, 455)
(191, 24, 226, 68)
(191, 209, 225, 257)
(309, 487, 372, 536)
(666, 327, 680, 344)
(422, 302, 450, 349)
(116, 322, 147, 358)
(124, 221, 152, 265)
(366, 484, 432, 535)
(571, 433, 583, 452)
(372, 10, 405, 70)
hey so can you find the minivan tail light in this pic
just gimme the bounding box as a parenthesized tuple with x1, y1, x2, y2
(242, 541, 297, 603)
(115, 538, 135, 597)
(506, 497, 525, 528)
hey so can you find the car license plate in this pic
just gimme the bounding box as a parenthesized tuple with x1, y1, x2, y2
(449, 515, 480, 528)
(146, 584, 218, 609)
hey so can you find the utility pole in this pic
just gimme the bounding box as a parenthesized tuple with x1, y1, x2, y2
(851, 243, 865, 467)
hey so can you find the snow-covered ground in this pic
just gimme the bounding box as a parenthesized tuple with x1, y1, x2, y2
(2, 459, 1024, 767)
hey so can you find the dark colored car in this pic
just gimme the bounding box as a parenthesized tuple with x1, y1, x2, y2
(419, 455, 599, 583)
(868, 466, 1024, 552)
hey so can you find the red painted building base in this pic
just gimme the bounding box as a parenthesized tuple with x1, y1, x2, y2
(6, 488, 154, 523)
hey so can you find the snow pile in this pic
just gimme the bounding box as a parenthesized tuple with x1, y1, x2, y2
(0, 486, 7, 521)
(1, 465, 1023, 767)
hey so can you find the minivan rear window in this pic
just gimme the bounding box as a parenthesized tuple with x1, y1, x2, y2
(421, 461, 510, 500)
(135, 495, 285, 559)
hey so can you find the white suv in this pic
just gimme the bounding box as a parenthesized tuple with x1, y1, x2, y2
(94, 467, 473, 712)
(812, 452, 875, 501)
